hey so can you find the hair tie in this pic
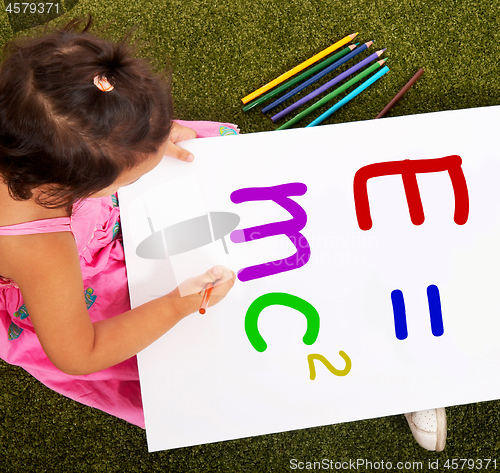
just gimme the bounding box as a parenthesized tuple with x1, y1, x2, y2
(93, 74, 114, 92)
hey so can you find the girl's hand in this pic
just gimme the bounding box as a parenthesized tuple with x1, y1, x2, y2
(164, 122, 197, 162)
(170, 265, 236, 316)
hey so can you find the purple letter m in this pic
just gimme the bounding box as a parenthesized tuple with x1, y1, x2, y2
(230, 183, 311, 282)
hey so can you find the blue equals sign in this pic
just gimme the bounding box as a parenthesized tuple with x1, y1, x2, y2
(391, 285, 444, 340)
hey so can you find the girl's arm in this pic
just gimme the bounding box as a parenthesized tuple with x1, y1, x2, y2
(1, 230, 235, 375)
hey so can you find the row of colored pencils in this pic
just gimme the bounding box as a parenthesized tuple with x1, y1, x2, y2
(241, 33, 423, 129)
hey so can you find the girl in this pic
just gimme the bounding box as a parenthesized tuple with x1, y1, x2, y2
(0, 17, 236, 428)
(0, 17, 445, 452)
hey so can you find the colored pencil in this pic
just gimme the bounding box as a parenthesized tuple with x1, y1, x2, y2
(242, 44, 357, 112)
(262, 41, 373, 114)
(241, 33, 358, 104)
(375, 68, 424, 118)
(199, 283, 214, 315)
(306, 66, 390, 127)
(271, 49, 386, 122)
(276, 59, 387, 130)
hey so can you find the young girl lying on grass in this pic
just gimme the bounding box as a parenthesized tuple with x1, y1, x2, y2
(0, 17, 236, 428)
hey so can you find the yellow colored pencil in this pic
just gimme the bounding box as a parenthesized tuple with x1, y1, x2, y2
(241, 32, 359, 104)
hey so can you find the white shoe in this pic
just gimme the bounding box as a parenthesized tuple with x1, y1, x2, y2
(404, 408, 447, 451)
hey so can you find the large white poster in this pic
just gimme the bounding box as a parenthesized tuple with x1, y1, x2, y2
(119, 106, 500, 452)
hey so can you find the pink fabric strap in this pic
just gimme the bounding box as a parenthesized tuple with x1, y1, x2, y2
(0, 217, 71, 235)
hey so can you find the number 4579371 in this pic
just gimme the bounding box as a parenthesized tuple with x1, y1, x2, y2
(5, 3, 59, 14)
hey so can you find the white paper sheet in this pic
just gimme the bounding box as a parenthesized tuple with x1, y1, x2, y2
(119, 105, 500, 452)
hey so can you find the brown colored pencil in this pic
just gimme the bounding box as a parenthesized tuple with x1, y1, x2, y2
(375, 68, 424, 118)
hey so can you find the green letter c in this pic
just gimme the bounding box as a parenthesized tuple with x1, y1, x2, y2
(245, 292, 320, 352)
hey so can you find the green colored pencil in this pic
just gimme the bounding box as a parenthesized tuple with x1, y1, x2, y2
(242, 44, 358, 112)
(276, 58, 387, 130)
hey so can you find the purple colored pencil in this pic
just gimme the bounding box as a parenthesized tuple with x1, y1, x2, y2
(271, 48, 386, 122)
(261, 42, 372, 114)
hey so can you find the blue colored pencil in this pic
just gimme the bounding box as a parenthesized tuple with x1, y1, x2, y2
(261, 41, 373, 114)
(271, 49, 386, 122)
(242, 44, 357, 112)
(305, 66, 390, 127)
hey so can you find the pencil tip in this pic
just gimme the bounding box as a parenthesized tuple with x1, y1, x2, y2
(365, 41, 374, 47)
(377, 48, 387, 55)
(350, 32, 359, 39)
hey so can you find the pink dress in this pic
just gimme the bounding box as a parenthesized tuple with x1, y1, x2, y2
(0, 120, 239, 428)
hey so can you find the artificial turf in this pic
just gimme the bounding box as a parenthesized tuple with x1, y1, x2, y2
(1, 0, 500, 471)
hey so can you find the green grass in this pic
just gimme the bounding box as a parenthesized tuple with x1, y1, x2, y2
(1, 0, 500, 471)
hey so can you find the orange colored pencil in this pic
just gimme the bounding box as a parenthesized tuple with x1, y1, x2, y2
(199, 283, 214, 315)
(241, 32, 358, 104)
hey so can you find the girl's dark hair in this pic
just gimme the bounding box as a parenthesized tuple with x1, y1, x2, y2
(0, 16, 173, 210)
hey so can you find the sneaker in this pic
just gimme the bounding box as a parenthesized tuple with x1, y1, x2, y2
(404, 408, 447, 451)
